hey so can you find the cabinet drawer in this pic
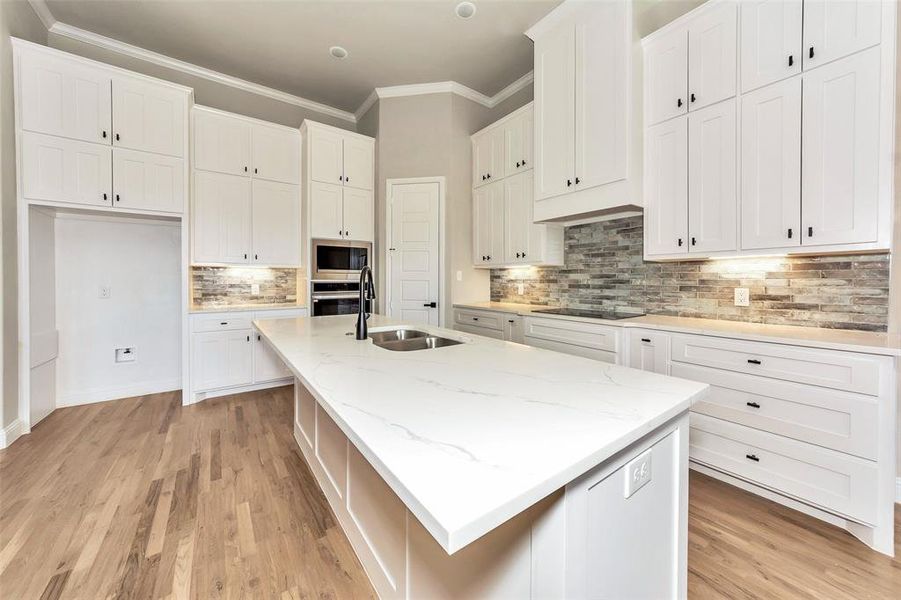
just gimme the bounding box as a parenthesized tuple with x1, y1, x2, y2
(253, 308, 308, 321)
(671, 334, 882, 395)
(455, 323, 505, 340)
(675, 363, 878, 460)
(690, 413, 879, 525)
(454, 309, 504, 331)
(524, 335, 617, 364)
(191, 314, 253, 332)
(523, 317, 619, 353)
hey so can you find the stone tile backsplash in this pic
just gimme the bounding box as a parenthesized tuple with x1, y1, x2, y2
(490, 216, 890, 332)
(191, 266, 298, 308)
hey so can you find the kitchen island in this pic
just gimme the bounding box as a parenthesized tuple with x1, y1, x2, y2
(255, 314, 708, 599)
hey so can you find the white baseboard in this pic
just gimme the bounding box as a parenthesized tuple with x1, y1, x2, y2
(0, 419, 24, 449)
(56, 378, 182, 407)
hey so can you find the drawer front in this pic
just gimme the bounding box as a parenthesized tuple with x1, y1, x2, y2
(671, 333, 882, 395)
(253, 308, 308, 321)
(523, 317, 619, 353)
(523, 335, 617, 364)
(191, 314, 253, 332)
(455, 323, 505, 340)
(454, 309, 504, 331)
(690, 414, 879, 525)
(675, 363, 878, 460)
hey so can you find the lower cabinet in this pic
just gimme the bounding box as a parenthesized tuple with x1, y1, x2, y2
(522, 316, 620, 364)
(253, 331, 292, 382)
(452, 308, 523, 343)
(627, 329, 670, 375)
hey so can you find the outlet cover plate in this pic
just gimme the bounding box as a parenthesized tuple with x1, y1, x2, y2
(624, 449, 652, 498)
(734, 287, 750, 307)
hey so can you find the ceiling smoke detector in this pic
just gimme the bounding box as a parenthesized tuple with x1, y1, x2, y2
(329, 46, 348, 59)
(455, 2, 476, 19)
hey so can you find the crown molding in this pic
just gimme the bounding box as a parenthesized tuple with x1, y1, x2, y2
(26, 0, 56, 30)
(355, 89, 380, 121)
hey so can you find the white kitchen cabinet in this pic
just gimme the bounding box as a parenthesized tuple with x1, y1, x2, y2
(643, 117, 688, 257)
(342, 187, 374, 242)
(801, 47, 880, 247)
(193, 108, 252, 177)
(628, 330, 671, 375)
(309, 126, 345, 186)
(252, 122, 300, 184)
(191, 329, 253, 391)
(740, 0, 802, 92)
(21, 131, 112, 208)
(453, 308, 522, 343)
(192, 171, 252, 264)
(687, 99, 736, 253)
(472, 126, 505, 187)
(18, 50, 112, 145)
(504, 315, 524, 344)
(803, 0, 881, 71)
(523, 316, 620, 364)
(253, 332, 292, 382)
(687, 0, 737, 111)
(112, 75, 186, 158)
(307, 122, 374, 190)
(342, 136, 374, 191)
(473, 180, 504, 266)
(112, 148, 184, 214)
(309, 181, 344, 240)
(740, 78, 801, 250)
(644, 26, 689, 127)
(504, 171, 533, 264)
(252, 179, 300, 266)
(503, 106, 532, 178)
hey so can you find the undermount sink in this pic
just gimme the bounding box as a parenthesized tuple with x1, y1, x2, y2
(370, 329, 463, 351)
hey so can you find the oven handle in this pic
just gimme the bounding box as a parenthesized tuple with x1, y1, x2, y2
(312, 294, 359, 301)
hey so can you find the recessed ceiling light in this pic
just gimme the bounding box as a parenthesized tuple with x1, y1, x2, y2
(455, 1, 476, 19)
(329, 46, 348, 59)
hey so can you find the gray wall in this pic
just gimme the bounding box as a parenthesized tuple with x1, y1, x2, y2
(1, 1, 47, 429)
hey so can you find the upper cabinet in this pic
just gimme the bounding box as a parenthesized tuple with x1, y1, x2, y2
(740, 0, 803, 92)
(687, 1, 737, 111)
(644, 28, 689, 127)
(802, 0, 881, 70)
(528, 0, 637, 222)
(472, 126, 505, 187)
(503, 106, 532, 178)
(112, 76, 187, 158)
(307, 123, 374, 191)
(252, 122, 301, 184)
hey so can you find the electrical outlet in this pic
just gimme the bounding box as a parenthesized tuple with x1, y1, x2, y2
(251, 283, 260, 296)
(517, 282, 525, 295)
(624, 449, 652, 498)
(734, 287, 750, 307)
(115, 347, 135, 363)
(456, 270, 463, 282)
(99, 286, 111, 299)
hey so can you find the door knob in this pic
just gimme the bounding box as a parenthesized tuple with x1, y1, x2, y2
(423, 302, 437, 308)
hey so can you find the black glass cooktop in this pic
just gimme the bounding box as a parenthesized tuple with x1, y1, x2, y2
(531, 308, 645, 321)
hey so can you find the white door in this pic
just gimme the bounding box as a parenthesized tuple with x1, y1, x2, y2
(192, 171, 252, 263)
(112, 76, 186, 158)
(688, 1, 737, 111)
(802, 48, 880, 247)
(252, 123, 300, 184)
(309, 127, 344, 185)
(309, 181, 344, 240)
(112, 148, 184, 214)
(253, 332, 291, 382)
(688, 99, 736, 253)
(740, 0, 802, 92)
(504, 171, 536, 264)
(740, 78, 801, 250)
(803, 0, 881, 70)
(342, 136, 374, 190)
(342, 187, 374, 242)
(251, 179, 299, 266)
(643, 117, 688, 256)
(192, 330, 253, 391)
(21, 131, 112, 207)
(504, 107, 532, 177)
(193, 109, 251, 176)
(534, 21, 576, 201)
(19, 51, 111, 145)
(644, 27, 688, 126)
(574, 0, 628, 191)
(388, 181, 440, 326)
(472, 130, 493, 187)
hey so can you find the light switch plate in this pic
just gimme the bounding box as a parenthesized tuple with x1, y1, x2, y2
(99, 285, 111, 299)
(251, 283, 260, 296)
(734, 287, 750, 307)
(624, 449, 652, 498)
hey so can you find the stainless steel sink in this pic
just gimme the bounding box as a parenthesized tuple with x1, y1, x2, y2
(370, 329, 463, 351)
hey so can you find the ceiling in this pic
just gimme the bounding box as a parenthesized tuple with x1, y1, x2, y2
(42, 0, 561, 113)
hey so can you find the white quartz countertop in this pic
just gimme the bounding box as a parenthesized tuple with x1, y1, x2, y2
(255, 314, 706, 554)
(189, 302, 307, 314)
(454, 302, 901, 356)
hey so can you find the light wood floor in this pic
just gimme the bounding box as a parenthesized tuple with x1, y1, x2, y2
(0, 388, 898, 599)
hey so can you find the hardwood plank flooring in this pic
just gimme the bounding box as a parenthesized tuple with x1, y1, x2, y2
(1, 387, 899, 599)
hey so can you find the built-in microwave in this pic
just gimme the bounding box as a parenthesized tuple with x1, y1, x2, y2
(311, 239, 371, 280)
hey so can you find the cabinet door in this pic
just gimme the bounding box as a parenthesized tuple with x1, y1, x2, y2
(192, 330, 253, 391)
(643, 117, 688, 256)
(252, 179, 299, 265)
(21, 131, 112, 207)
(688, 100, 736, 253)
(309, 127, 344, 185)
(803, 0, 881, 70)
(628, 330, 670, 375)
(802, 48, 880, 247)
(740, 0, 802, 92)
(112, 148, 184, 214)
(504, 316, 524, 344)
(342, 136, 374, 190)
(574, 0, 628, 191)
(488, 126, 505, 183)
(534, 21, 576, 201)
(342, 187, 374, 242)
(740, 78, 801, 250)
(503, 107, 532, 177)
(112, 77, 186, 158)
(309, 181, 344, 240)
(504, 171, 529, 264)
(473, 181, 503, 265)
(644, 27, 688, 126)
(252, 123, 300, 184)
(253, 332, 291, 383)
(193, 109, 251, 176)
(688, 1, 737, 111)
(472, 130, 494, 187)
(192, 171, 252, 264)
(19, 51, 111, 145)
